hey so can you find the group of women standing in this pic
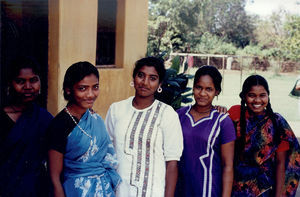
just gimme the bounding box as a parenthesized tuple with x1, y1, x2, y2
(1, 55, 300, 197)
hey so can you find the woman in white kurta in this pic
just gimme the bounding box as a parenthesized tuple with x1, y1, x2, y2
(105, 57, 183, 197)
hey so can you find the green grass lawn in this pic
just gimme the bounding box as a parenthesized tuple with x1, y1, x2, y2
(185, 68, 300, 130)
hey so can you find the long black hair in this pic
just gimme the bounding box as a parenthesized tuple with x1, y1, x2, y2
(237, 75, 281, 154)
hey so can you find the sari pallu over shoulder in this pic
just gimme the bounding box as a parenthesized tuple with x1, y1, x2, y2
(279, 115, 300, 197)
(228, 105, 300, 197)
(63, 109, 121, 196)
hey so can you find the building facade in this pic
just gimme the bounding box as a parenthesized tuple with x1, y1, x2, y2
(1, 0, 148, 117)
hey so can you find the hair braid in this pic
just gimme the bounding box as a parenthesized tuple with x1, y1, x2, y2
(266, 101, 281, 146)
(238, 75, 283, 152)
(236, 99, 247, 158)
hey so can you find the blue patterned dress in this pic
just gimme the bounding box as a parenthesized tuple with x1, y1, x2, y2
(62, 110, 121, 196)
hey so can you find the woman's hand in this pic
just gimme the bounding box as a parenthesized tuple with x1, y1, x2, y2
(275, 151, 287, 197)
(48, 149, 65, 197)
(165, 160, 178, 197)
(214, 105, 228, 114)
(221, 141, 234, 197)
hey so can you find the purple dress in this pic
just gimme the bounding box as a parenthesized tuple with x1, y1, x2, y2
(176, 106, 236, 197)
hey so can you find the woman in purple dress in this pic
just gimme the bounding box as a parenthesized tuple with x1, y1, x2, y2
(176, 65, 236, 197)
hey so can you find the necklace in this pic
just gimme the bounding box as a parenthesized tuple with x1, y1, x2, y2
(64, 107, 92, 139)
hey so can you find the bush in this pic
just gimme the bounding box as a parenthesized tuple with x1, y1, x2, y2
(192, 32, 237, 55)
(155, 56, 193, 110)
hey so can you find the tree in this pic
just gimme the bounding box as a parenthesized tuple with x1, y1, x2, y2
(212, 0, 256, 47)
(252, 10, 299, 61)
(282, 14, 300, 61)
(253, 10, 285, 49)
(148, 0, 256, 55)
(193, 32, 237, 55)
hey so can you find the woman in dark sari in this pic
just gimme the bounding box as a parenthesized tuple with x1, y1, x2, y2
(0, 56, 53, 196)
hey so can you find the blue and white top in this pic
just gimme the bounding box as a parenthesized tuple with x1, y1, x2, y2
(48, 109, 121, 197)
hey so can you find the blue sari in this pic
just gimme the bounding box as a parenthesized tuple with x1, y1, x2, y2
(63, 109, 121, 197)
(0, 103, 53, 197)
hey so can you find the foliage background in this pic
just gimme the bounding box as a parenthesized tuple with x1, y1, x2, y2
(147, 0, 300, 134)
(147, 0, 300, 62)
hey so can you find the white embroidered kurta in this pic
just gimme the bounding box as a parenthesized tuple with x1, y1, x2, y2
(105, 97, 183, 197)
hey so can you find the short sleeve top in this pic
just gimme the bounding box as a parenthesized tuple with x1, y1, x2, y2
(47, 110, 77, 153)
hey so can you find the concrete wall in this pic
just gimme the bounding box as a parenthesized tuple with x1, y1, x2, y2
(48, 0, 148, 117)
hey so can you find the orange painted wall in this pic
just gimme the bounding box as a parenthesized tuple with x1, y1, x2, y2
(48, 0, 148, 117)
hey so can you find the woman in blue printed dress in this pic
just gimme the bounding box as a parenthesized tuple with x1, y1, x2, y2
(47, 61, 121, 197)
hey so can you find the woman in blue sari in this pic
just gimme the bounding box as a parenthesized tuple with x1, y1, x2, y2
(47, 61, 121, 197)
(0, 56, 53, 197)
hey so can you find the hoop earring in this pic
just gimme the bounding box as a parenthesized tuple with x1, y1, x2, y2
(129, 81, 134, 87)
(157, 86, 162, 93)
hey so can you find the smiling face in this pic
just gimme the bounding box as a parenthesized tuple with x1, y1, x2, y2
(11, 68, 41, 103)
(193, 75, 219, 108)
(133, 65, 160, 99)
(69, 74, 99, 111)
(245, 85, 269, 115)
